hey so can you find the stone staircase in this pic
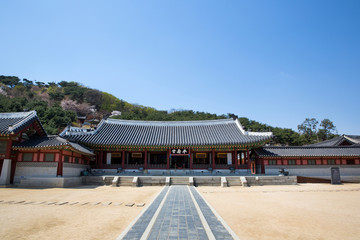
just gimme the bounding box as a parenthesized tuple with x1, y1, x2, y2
(103, 176, 114, 185)
(171, 177, 190, 185)
(226, 177, 242, 186)
(118, 177, 135, 186)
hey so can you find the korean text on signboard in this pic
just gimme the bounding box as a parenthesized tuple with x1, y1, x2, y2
(171, 149, 189, 155)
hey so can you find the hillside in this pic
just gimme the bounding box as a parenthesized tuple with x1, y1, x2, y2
(0, 75, 335, 145)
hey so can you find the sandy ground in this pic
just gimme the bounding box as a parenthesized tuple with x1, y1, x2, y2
(1, 184, 360, 240)
(0, 186, 162, 240)
(199, 184, 360, 240)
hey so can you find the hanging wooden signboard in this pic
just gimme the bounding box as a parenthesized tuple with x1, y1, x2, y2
(170, 148, 189, 155)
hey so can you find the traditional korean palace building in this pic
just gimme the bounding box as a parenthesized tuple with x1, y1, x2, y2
(0, 111, 93, 186)
(59, 118, 272, 173)
(1, 111, 360, 186)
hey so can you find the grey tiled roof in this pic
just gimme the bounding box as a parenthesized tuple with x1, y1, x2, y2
(60, 118, 273, 147)
(0, 111, 46, 135)
(13, 136, 94, 156)
(306, 135, 360, 147)
(255, 146, 360, 157)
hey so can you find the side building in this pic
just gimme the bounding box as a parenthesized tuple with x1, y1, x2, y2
(254, 135, 360, 181)
(0, 111, 94, 187)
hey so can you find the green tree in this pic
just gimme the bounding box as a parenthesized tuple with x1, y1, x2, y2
(35, 81, 46, 88)
(60, 81, 86, 102)
(318, 119, 337, 141)
(297, 118, 319, 144)
(48, 86, 64, 102)
(85, 89, 103, 108)
(41, 105, 76, 134)
(22, 79, 34, 90)
(0, 75, 20, 88)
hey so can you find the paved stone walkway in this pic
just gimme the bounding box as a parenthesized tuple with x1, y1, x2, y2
(189, 187, 234, 240)
(119, 186, 236, 240)
(121, 187, 170, 239)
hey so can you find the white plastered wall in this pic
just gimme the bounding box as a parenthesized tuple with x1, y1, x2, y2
(14, 162, 58, 183)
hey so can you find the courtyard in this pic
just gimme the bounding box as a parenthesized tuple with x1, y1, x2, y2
(0, 184, 359, 240)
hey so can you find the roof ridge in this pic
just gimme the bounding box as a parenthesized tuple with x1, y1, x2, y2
(7, 111, 36, 133)
(344, 135, 360, 144)
(263, 145, 360, 149)
(0, 110, 35, 117)
(304, 135, 344, 146)
(105, 118, 233, 125)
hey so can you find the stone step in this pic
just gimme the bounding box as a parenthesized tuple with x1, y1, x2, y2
(226, 177, 241, 186)
(103, 176, 114, 185)
(118, 177, 135, 186)
(171, 177, 189, 185)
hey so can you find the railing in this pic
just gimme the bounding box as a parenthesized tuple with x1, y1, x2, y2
(237, 164, 249, 169)
(90, 163, 241, 170)
(147, 164, 167, 169)
(215, 164, 235, 169)
(192, 164, 211, 169)
(125, 164, 145, 169)
(91, 164, 122, 169)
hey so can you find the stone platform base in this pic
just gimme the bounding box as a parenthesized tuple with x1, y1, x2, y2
(82, 175, 298, 187)
(298, 175, 360, 183)
(18, 177, 83, 188)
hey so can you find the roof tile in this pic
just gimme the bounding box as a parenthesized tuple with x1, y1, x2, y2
(61, 118, 273, 147)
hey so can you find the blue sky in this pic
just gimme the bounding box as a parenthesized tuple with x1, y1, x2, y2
(1, 1, 359, 134)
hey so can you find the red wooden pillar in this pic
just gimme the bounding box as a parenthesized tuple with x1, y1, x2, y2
(7, 139, 17, 184)
(247, 149, 251, 169)
(57, 150, 63, 176)
(240, 151, 244, 165)
(251, 162, 256, 174)
(189, 148, 193, 169)
(212, 149, 215, 169)
(144, 149, 148, 169)
(99, 151, 103, 168)
(5, 139, 12, 159)
(234, 149, 238, 169)
(167, 148, 170, 169)
(121, 150, 125, 169)
(261, 158, 265, 174)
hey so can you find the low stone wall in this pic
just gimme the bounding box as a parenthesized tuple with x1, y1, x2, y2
(82, 175, 299, 187)
(246, 176, 297, 186)
(193, 177, 221, 186)
(82, 176, 105, 185)
(139, 177, 167, 186)
(265, 165, 360, 178)
(63, 163, 89, 177)
(14, 162, 58, 184)
(18, 177, 83, 188)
